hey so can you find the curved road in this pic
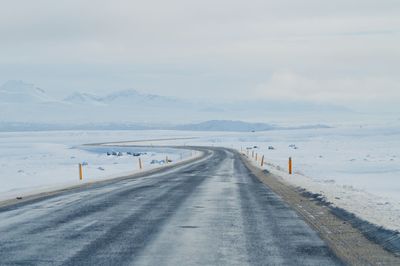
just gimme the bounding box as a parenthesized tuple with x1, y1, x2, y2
(0, 148, 342, 265)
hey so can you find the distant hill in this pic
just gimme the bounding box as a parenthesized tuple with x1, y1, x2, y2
(0, 80, 55, 103)
(173, 120, 331, 132)
(174, 120, 275, 132)
(0, 120, 331, 132)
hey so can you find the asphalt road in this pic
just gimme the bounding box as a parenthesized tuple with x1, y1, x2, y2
(0, 148, 342, 265)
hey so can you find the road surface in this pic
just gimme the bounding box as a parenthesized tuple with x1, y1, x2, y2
(0, 148, 342, 265)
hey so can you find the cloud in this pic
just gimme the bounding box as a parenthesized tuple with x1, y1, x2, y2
(0, 0, 399, 113)
(254, 71, 400, 106)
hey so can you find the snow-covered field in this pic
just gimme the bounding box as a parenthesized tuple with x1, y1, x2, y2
(1, 121, 399, 231)
(0, 131, 195, 201)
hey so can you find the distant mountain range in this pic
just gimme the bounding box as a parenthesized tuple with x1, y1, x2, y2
(0, 80, 350, 131)
(173, 120, 331, 132)
(63, 89, 184, 107)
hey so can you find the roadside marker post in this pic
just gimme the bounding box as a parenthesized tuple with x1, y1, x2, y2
(139, 158, 143, 170)
(255, 153, 258, 161)
(79, 163, 83, 180)
(289, 157, 292, 175)
(252, 151, 254, 158)
(261, 155, 264, 166)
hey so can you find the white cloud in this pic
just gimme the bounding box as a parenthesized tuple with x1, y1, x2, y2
(0, 0, 399, 112)
(254, 71, 400, 105)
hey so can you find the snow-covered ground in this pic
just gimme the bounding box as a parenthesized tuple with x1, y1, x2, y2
(1, 120, 399, 231)
(0, 131, 195, 201)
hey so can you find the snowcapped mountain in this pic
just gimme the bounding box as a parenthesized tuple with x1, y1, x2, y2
(0, 80, 201, 125)
(0, 80, 353, 129)
(0, 80, 55, 103)
(63, 89, 184, 107)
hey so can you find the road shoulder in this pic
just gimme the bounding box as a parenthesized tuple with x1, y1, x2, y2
(240, 153, 400, 265)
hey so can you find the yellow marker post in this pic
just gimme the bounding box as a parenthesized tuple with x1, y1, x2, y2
(289, 157, 292, 175)
(139, 158, 143, 170)
(261, 155, 264, 166)
(79, 163, 83, 180)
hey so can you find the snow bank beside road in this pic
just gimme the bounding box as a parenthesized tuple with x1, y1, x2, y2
(261, 161, 400, 232)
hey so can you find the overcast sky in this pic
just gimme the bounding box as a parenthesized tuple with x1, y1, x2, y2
(0, 0, 399, 111)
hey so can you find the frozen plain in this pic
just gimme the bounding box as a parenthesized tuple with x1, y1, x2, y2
(0, 119, 399, 231)
(0, 131, 192, 201)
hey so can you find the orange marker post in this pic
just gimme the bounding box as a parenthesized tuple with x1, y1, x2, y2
(79, 163, 83, 180)
(289, 157, 292, 175)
